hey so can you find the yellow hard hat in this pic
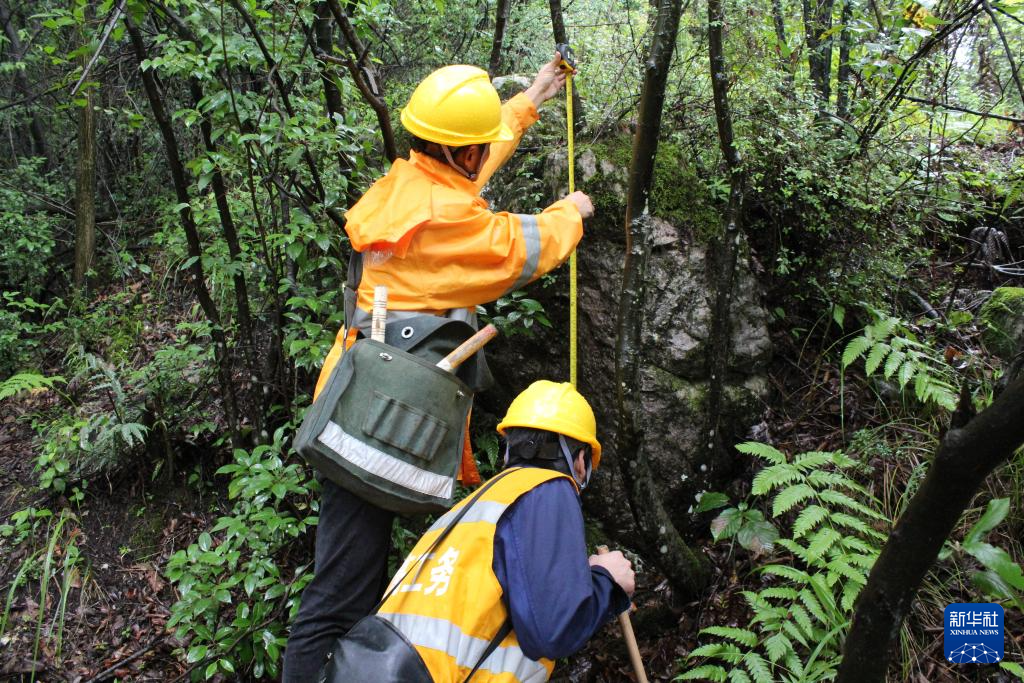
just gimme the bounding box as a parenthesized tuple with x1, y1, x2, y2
(497, 381, 602, 468)
(400, 65, 514, 146)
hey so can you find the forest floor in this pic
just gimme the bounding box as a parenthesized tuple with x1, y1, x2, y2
(1, 272, 1022, 682)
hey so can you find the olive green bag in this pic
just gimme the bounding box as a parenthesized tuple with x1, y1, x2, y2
(294, 332, 476, 514)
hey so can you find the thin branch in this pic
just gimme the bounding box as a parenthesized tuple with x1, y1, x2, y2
(982, 0, 1024, 108)
(903, 95, 1024, 123)
(71, 0, 127, 96)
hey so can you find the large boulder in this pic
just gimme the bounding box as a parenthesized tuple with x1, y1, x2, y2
(980, 287, 1024, 361)
(477, 136, 771, 540)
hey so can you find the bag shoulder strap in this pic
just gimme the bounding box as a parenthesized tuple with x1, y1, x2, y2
(343, 249, 363, 339)
(373, 467, 520, 613)
(463, 618, 512, 683)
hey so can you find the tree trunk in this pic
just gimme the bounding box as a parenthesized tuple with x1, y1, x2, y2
(700, 0, 747, 486)
(126, 16, 242, 448)
(835, 0, 853, 120)
(802, 0, 834, 108)
(613, 0, 710, 597)
(488, 0, 511, 77)
(313, 0, 360, 206)
(837, 375, 1024, 683)
(0, 2, 49, 164)
(73, 51, 97, 294)
(547, 0, 585, 128)
(771, 0, 796, 94)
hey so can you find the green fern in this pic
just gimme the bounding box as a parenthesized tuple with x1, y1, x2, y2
(679, 442, 887, 683)
(0, 372, 65, 401)
(841, 313, 958, 410)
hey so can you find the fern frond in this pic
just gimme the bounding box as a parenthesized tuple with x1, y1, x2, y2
(759, 586, 800, 602)
(864, 342, 890, 375)
(689, 643, 743, 664)
(751, 463, 802, 496)
(764, 632, 793, 663)
(677, 665, 728, 681)
(799, 588, 829, 625)
(761, 564, 811, 584)
(805, 470, 857, 491)
(819, 490, 887, 520)
(743, 652, 773, 683)
(0, 372, 66, 401)
(883, 349, 905, 378)
(772, 483, 817, 517)
(792, 505, 829, 539)
(728, 669, 753, 683)
(792, 451, 835, 472)
(699, 626, 758, 648)
(783, 617, 810, 647)
(735, 441, 788, 465)
(841, 580, 865, 612)
(830, 511, 884, 539)
(897, 359, 916, 388)
(775, 538, 812, 564)
(841, 336, 871, 368)
(806, 528, 843, 563)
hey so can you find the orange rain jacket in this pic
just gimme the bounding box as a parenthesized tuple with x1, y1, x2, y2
(314, 92, 583, 484)
(315, 92, 583, 394)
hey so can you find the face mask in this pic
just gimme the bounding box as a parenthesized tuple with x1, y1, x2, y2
(559, 435, 591, 490)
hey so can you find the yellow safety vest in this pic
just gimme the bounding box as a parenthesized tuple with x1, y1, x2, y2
(378, 467, 570, 683)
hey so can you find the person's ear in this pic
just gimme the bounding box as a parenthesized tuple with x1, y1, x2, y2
(573, 450, 586, 480)
(457, 144, 488, 173)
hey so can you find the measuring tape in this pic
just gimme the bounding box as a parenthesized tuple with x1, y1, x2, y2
(557, 43, 578, 387)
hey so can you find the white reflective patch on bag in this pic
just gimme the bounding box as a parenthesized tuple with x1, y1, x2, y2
(317, 421, 455, 499)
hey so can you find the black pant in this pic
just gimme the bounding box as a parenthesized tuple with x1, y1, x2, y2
(282, 478, 395, 683)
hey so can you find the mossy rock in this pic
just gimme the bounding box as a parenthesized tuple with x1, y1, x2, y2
(979, 287, 1024, 360)
(544, 138, 721, 244)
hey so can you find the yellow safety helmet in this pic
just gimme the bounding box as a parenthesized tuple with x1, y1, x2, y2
(496, 380, 602, 468)
(400, 65, 514, 147)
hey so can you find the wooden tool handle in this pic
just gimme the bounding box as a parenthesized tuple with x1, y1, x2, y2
(436, 324, 499, 373)
(596, 545, 648, 683)
(371, 286, 388, 342)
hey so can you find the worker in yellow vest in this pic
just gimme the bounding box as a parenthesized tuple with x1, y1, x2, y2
(284, 57, 595, 682)
(317, 381, 634, 682)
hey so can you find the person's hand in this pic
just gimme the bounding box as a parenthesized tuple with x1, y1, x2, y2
(566, 191, 594, 219)
(524, 52, 573, 107)
(589, 550, 635, 596)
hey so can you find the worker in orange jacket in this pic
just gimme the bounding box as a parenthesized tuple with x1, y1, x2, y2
(283, 55, 594, 682)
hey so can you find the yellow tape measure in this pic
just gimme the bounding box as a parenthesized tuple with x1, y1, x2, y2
(557, 43, 578, 388)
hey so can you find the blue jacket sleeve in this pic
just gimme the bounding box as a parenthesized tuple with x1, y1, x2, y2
(493, 477, 631, 660)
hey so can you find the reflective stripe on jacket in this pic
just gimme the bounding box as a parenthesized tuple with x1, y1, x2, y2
(314, 93, 583, 400)
(377, 467, 569, 683)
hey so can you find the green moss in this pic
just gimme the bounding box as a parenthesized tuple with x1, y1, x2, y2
(979, 287, 1024, 359)
(582, 138, 720, 243)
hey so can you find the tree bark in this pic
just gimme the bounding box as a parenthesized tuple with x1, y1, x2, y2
(613, 0, 710, 597)
(0, 2, 49, 164)
(802, 0, 835, 108)
(325, 0, 398, 161)
(835, 0, 853, 120)
(547, 0, 585, 128)
(313, 0, 360, 206)
(837, 375, 1024, 683)
(771, 0, 796, 94)
(700, 0, 746, 486)
(73, 50, 97, 294)
(488, 0, 512, 77)
(126, 16, 242, 448)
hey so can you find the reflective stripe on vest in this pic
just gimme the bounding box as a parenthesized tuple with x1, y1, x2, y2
(504, 214, 541, 296)
(378, 467, 568, 683)
(378, 613, 549, 683)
